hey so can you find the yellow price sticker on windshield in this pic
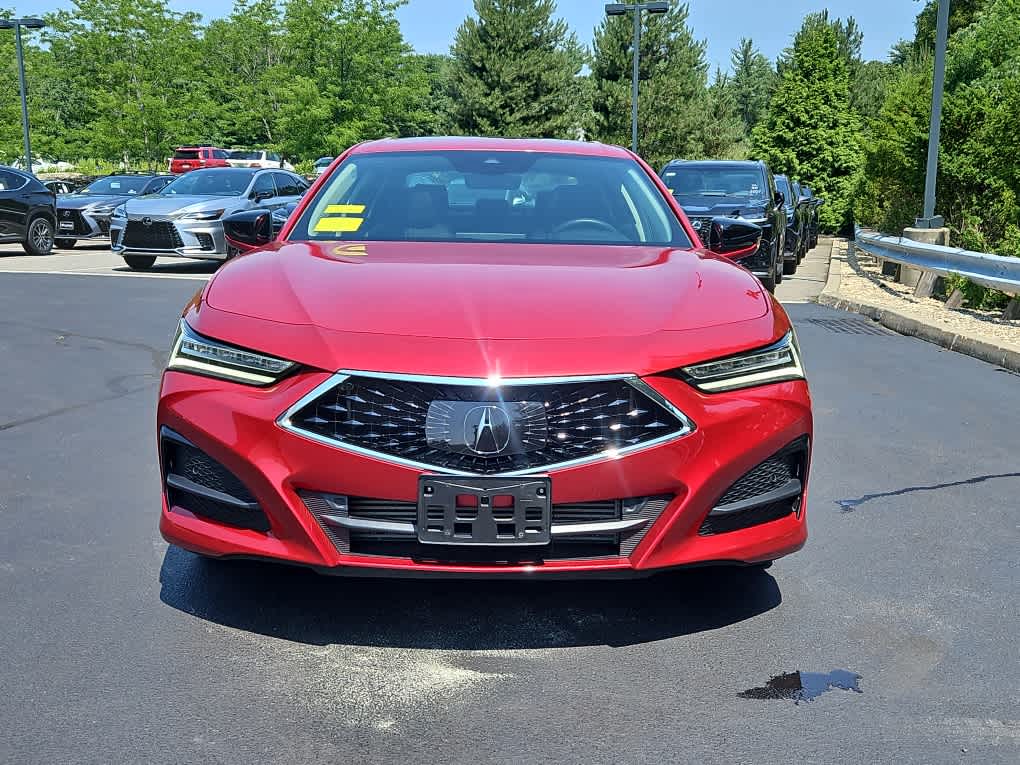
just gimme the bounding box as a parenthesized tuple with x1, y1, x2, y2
(314, 202, 366, 233)
(314, 217, 364, 233)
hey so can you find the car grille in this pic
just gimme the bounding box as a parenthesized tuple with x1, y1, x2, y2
(59, 209, 91, 236)
(123, 219, 183, 250)
(301, 492, 672, 561)
(687, 216, 713, 239)
(287, 375, 691, 475)
(96, 218, 111, 234)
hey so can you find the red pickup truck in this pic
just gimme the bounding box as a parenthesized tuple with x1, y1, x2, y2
(169, 146, 230, 174)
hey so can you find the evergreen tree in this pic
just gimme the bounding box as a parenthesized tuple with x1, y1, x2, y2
(447, 0, 587, 139)
(752, 14, 863, 231)
(704, 70, 748, 159)
(728, 38, 774, 134)
(590, 1, 729, 166)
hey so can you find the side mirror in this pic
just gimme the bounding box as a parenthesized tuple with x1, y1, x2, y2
(707, 217, 762, 259)
(815, 198, 826, 207)
(252, 189, 273, 202)
(773, 190, 784, 207)
(223, 209, 273, 253)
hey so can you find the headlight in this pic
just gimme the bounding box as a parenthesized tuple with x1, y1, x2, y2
(86, 204, 116, 215)
(743, 216, 770, 226)
(111, 205, 127, 219)
(179, 209, 225, 221)
(167, 320, 297, 386)
(674, 331, 804, 392)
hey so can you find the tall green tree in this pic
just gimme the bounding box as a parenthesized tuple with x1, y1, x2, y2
(753, 13, 863, 231)
(446, 0, 587, 139)
(43, 0, 210, 168)
(728, 38, 774, 134)
(201, 0, 285, 151)
(591, 1, 727, 166)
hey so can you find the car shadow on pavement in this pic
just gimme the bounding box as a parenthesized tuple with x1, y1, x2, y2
(158, 546, 781, 649)
(112, 261, 219, 275)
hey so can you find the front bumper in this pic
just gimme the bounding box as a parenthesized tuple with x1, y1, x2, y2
(111, 216, 228, 260)
(158, 368, 812, 577)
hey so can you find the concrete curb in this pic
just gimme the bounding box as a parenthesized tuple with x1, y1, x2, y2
(818, 240, 1020, 373)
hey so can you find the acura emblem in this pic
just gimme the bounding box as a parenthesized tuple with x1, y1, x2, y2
(142, 217, 153, 227)
(464, 405, 512, 455)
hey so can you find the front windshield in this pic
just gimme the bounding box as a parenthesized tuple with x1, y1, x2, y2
(662, 166, 768, 206)
(161, 169, 256, 196)
(290, 150, 690, 247)
(83, 176, 150, 196)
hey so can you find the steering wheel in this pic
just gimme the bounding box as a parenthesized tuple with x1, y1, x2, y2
(551, 218, 621, 237)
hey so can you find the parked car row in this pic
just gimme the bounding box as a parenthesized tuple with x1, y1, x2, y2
(660, 159, 824, 293)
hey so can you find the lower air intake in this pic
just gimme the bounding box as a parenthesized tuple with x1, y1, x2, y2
(699, 436, 809, 536)
(161, 427, 269, 532)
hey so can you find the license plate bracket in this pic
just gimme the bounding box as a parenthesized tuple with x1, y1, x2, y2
(417, 475, 551, 546)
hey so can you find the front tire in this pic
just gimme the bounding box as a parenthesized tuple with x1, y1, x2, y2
(783, 257, 798, 275)
(55, 238, 77, 249)
(123, 255, 156, 270)
(22, 216, 54, 255)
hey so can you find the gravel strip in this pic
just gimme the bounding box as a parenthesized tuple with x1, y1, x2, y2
(822, 238, 1020, 354)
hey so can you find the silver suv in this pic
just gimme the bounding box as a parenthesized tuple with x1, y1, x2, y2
(110, 167, 308, 270)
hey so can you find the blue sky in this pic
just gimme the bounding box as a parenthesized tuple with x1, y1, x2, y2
(31, 0, 921, 73)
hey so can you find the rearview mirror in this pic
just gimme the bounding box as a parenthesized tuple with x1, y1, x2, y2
(223, 209, 273, 253)
(707, 217, 762, 259)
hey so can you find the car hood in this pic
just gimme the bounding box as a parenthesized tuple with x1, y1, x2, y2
(58, 193, 130, 211)
(204, 241, 769, 344)
(124, 195, 246, 216)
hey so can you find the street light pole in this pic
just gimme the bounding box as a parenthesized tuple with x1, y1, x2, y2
(917, 0, 951, 228)
(0, 17, 46, 176)
(605, 2, 669, 155)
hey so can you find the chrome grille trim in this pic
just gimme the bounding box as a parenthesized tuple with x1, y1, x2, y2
(278, 371, 695, 476)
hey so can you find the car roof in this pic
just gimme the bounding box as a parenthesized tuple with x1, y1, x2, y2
(662, 159, 764, 169)
(351, 136, 632, 159)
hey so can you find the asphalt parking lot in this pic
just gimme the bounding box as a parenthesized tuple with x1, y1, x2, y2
(1, 241, 1018, 763)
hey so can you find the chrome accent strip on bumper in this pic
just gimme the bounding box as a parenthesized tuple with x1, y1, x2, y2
(277, 371, 696, 477)
(317, 513, 649, 538)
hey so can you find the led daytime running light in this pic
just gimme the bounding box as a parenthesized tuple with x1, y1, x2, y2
(168, 320, 295, 385)
(681, 332, 804, 392)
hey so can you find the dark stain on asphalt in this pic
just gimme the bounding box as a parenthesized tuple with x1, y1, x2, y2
(835, 472, 1020, 512)
(0, 318, 170, 373)
(739, 670, 862, 703)
(0, 380, 159, 433)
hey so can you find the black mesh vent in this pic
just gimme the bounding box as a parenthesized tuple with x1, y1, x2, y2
(290, 376, 687, 475)
(196, 233, 215, 251)
(301, 492, 672, 561)
(123, 220, 182, 249)
(716, 455, 794, 506)
(97, 217, 111, 234)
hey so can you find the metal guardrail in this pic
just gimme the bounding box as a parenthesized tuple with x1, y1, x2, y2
(854, 229, 1020, 295)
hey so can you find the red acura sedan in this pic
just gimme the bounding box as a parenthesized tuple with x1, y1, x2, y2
(158, 137, 811, 577)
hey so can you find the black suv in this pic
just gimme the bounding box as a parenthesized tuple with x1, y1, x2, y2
(0, 166, 56, 255)
(661, 159, 786, 292)
(774, 174, 810, 274)
(801, 185, 823, 249)
(55, 172, 175, 249)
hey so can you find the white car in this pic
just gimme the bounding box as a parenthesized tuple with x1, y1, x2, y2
(314, 157, 334, 177)
(225, 149, 294, 172)
(11, 156, 75, 173)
